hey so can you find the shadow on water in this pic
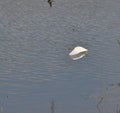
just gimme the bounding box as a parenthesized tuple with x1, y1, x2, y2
(50, 99, 55, 113)
(116, 104, 120, 113)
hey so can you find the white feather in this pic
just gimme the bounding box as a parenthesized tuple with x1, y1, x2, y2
(69, 46, 88, 60)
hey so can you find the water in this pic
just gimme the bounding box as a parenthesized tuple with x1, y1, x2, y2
(0, 0, 120, 113)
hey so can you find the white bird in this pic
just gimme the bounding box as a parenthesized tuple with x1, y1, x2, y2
(69, 46, 88, 60)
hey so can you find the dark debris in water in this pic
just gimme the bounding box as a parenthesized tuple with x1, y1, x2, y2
(117, 83, 120, 87)
(50, 99, 55, 113)
(48, 0, 53, 7)
(108, 82, 120, 87)
(116, 39, 120, 46)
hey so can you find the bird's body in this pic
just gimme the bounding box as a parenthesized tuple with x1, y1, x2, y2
(69, 46, 88, 60)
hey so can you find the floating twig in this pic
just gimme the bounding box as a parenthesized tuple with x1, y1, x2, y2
(97, 96, 104, 113)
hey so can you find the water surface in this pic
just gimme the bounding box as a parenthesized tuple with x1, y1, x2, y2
(0, 0, 120, 113)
